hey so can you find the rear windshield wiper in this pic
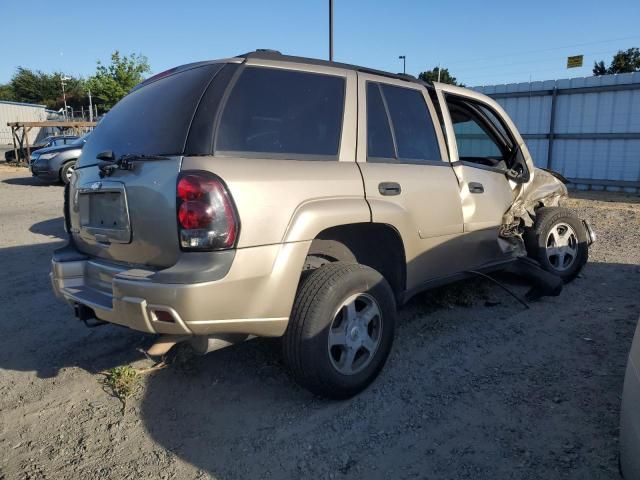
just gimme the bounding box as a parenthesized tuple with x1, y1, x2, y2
(96, 151, 170, 177)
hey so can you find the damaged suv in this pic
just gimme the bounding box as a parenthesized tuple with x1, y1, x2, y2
(51, 50, 594, 398)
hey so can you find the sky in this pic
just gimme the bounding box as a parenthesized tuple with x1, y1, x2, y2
(2, 0, 639, 87)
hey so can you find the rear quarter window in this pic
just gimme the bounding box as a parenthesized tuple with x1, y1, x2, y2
(79, 64, 224, 167)
(216, 67, 345, 158)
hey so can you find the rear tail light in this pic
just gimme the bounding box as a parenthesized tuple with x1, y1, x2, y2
(176, 171, 239, 251)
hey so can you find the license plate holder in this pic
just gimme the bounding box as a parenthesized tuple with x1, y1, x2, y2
(78, 181, 131, 244)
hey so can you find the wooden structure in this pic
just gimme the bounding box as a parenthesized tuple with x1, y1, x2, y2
(7, 121, 97, 164)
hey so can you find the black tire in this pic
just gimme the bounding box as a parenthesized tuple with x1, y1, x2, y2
(524, 207, 589, 282)
(283, 262, 396, 399)
(60, 161, 76, 185)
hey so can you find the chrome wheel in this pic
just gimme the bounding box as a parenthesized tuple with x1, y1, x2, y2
(328, 293, 383, 375)
(545, 222, 578, 272)
(65, 163, 75, 181)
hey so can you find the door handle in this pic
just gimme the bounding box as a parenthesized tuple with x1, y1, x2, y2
(378, 182, 401, 196)
(468, 182, 484, 194)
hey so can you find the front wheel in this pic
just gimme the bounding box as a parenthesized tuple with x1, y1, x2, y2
(283, 262, 396, 399)
(524, 207, 589, 282)
(60, 161, 76, 185)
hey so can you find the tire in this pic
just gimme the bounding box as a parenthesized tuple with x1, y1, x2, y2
(60, 161, 76, 185)
(524, 207, 589, 282)
(283, 262, 396, 399)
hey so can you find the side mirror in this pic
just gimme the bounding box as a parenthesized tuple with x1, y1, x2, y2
(96, 150, 115, 162)
(505, 144, 530, 184)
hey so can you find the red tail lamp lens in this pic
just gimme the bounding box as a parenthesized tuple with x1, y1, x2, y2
(176, 171, 239, 250)
(178, 201, 214, 229)
(178, 175, 215, 201)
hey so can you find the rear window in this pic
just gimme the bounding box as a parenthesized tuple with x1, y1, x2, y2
(80, 64, 223, 166)
(216, 67, 345, 158)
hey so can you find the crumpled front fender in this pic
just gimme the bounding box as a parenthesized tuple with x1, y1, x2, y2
(503, 167, 568, 228)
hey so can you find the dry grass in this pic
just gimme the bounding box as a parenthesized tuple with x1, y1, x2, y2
(101, 366, 141, 413)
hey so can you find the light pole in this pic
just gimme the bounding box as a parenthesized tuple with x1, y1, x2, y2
(88, 89, 93, 122)
(60, 75, 71, 121)
(398, 55, 406, 74)
(329, 0, 333, 61)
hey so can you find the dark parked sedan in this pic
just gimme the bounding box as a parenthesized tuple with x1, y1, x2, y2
(5, 135, 79, 162)
(30, 134, 89, 184)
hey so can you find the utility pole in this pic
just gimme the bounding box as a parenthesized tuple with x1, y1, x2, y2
(88, 90, 93, 122)
(60, 75, 70, 121)
(329, 0, 333, 61)
(437, 63, 441, 83)
(398, 55, 406, 74)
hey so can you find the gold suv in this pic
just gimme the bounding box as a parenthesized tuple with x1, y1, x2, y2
(51, 50, 593, 398)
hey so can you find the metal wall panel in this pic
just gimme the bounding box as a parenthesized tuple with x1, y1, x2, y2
(0, 101, 47, 145)
(474, 72, 640, 191)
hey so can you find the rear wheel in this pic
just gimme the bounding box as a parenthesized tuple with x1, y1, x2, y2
(283, 262, 396, 399)
(524, 207, 589, 282)
(60, 161, 76, 185)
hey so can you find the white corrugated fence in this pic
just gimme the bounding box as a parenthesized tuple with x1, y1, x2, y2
(474, 72, 640, 191)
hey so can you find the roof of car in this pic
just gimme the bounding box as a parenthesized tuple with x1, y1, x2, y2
(237, 49, 431, 88)
(133, 49, 435, 93)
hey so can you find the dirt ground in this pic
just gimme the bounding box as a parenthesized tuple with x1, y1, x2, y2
(1, 164, 639, 480)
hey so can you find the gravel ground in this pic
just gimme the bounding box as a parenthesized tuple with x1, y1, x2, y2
(1, 164, 639, 480)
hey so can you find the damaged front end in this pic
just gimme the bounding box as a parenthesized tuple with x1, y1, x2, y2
(498, 167, 569, 256)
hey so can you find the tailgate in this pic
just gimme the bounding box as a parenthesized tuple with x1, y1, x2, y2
(66, 62, 232, 269)
(70, 159, 181, 268)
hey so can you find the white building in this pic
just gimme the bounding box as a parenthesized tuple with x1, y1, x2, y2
(0, 100, 48, 146)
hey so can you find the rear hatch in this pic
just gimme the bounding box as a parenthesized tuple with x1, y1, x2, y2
(70, 62, 228, 268)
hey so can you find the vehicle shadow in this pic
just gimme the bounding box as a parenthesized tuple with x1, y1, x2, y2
(1, 228, 638, 478)
(2, 176, 60, 187)
(0, 240, 151, 379)
(29, 217, 66, 240)
(136, 260, 640, 479)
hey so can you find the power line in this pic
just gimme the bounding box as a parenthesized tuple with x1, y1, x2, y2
(450, 48, 617, 75)
(441, 35, 640, 68)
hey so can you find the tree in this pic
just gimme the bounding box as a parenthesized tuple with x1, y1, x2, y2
(87, 51, 151, 111)
(0, 67, 86, 110)
(592, 60, 608, 76)
(0, 83, 15, 102)
(418, 67, 462, 86)
(593, 47, 640, 76)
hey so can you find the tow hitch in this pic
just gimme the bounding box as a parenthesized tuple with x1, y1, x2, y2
(74, 303, 108, 328)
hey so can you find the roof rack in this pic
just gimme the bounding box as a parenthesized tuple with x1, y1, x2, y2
(238, 49, 429, 87)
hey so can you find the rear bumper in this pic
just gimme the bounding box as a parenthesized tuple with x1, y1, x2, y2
(51, 241, 311, 337)
(620, 317, 640, 479)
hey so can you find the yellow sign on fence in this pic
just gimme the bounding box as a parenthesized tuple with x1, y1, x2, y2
(567, 55, 584, 68)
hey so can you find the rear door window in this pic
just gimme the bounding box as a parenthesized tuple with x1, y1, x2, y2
(365, 82, 441, 163)
(382, 84, 441, 162)
(366, 83, 395, 159)
(216, 67, 345, 158)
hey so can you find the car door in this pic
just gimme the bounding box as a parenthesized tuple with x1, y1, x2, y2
(433, 83, 533, 265)
(356, 73, 466, 291)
